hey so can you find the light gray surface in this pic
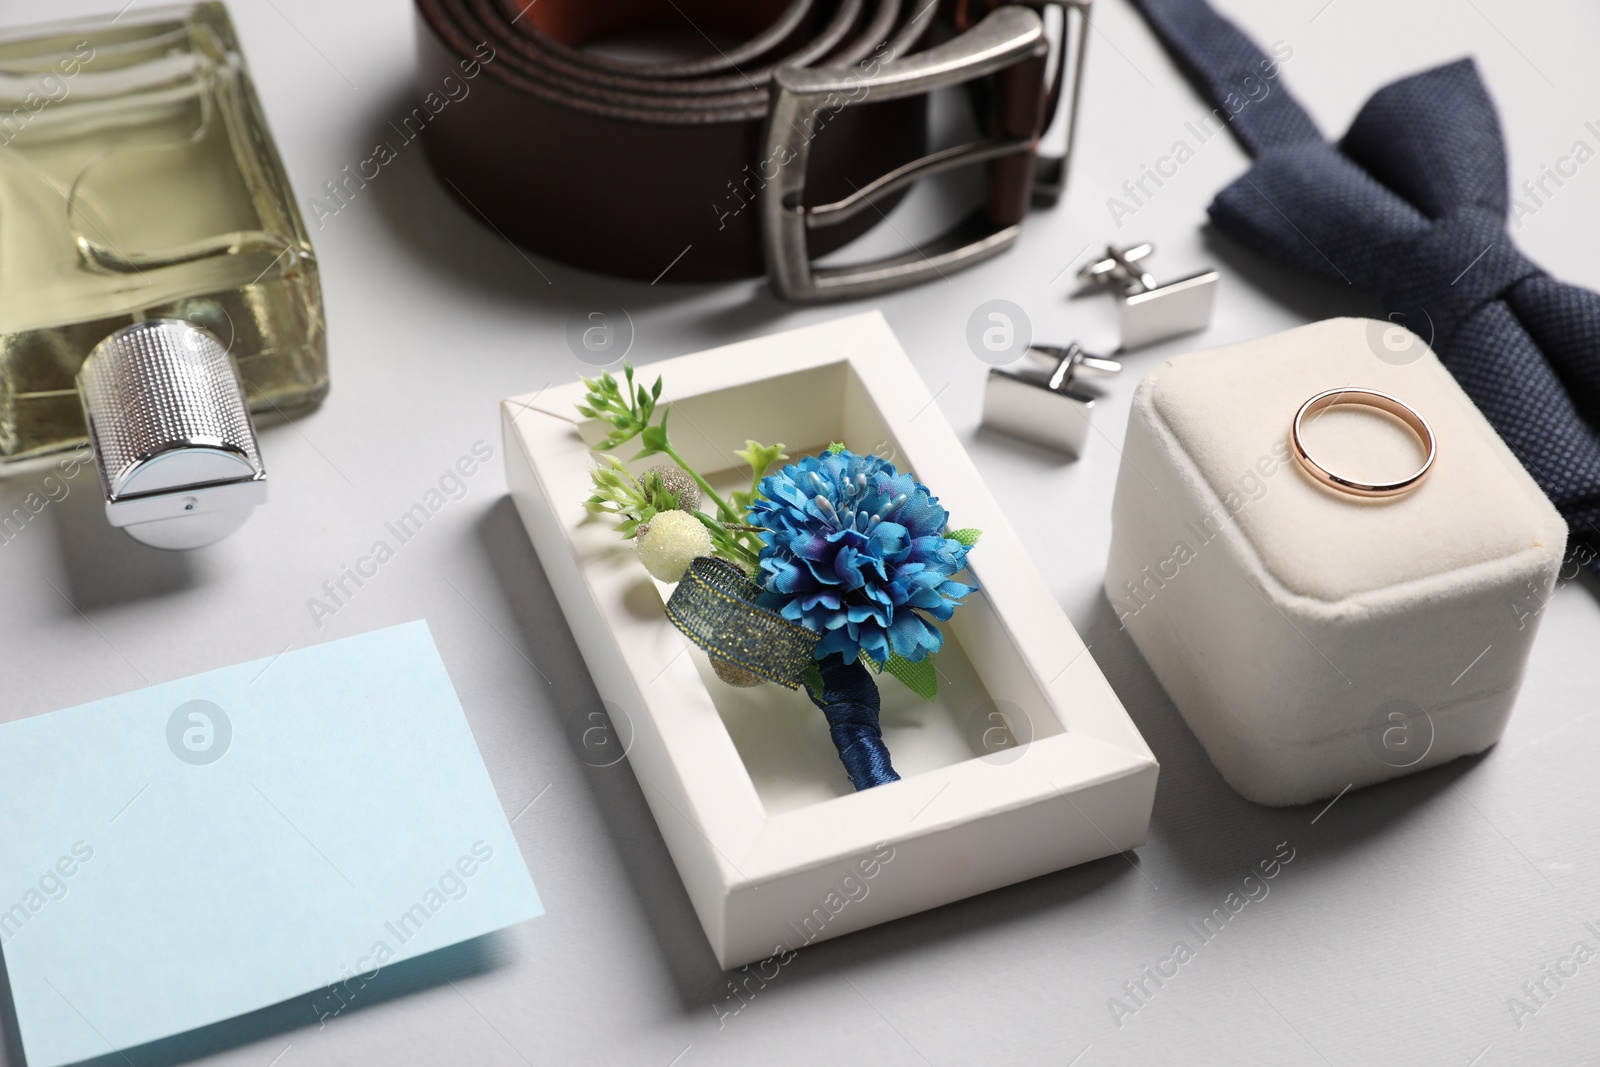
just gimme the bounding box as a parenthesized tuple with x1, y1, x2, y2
(3, 1, 1600, 1064)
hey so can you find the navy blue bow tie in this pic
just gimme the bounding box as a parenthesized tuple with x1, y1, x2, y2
(1133, 0, 1600, 555)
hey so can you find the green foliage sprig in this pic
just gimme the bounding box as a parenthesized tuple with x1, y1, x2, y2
(583, 456, 677, 540)
(579, 364, 786, 571)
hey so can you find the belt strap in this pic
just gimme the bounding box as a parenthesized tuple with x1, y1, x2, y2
(413, 0, 1056, 288)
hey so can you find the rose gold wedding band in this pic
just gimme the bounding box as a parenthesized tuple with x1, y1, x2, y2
(1290, 388, 1436, 499)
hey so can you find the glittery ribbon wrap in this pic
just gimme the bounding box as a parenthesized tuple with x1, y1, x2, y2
(664, 556, 818, 689)
(663, 556, 901, 789)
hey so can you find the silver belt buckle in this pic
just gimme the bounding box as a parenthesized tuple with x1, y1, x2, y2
(762, 6, 1065, 303)
(1025, 1, 1094, 206)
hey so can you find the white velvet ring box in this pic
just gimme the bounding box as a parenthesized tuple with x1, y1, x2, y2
(1105, 318, 1566, 806)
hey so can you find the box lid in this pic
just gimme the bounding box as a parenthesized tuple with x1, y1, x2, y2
(1143, 317, 1565, 602)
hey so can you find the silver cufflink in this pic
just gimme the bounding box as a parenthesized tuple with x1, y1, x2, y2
(981, 342, 1121, 457)
(1077, 242, 1218, 350)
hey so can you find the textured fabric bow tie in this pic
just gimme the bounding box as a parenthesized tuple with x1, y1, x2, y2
(1133, 0, 1600, 556)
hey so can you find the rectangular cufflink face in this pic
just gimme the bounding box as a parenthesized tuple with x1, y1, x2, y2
(982, 368, 1093, 456)
(1120, 269, 1220, 350)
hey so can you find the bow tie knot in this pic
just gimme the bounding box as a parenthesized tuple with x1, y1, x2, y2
(1379, 210, 1540, 352)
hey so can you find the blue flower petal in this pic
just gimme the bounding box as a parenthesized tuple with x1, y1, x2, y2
(753, 449, 973, 664)
(887, 610, 943, 661)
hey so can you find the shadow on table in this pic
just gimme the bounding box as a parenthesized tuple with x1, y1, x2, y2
(473, 497, 736, 1009)
(0, 932, 511, 1067)
(968, 422, 1083, 469)
(39, 463, 201, 612)
(1074, 590, 1488, 885)
(0, 938, 21, 1067)
(1201, 226, 1383, 325)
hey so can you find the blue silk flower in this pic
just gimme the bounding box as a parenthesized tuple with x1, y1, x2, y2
(749, 450, 974, 665)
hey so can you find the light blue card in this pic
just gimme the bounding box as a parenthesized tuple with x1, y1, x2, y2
(0, 620, 542, 1067)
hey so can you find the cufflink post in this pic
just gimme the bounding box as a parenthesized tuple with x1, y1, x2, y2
(1076, 242, 1218, 350)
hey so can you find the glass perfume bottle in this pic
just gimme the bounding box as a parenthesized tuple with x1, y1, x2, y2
(0, 1, 326, 546)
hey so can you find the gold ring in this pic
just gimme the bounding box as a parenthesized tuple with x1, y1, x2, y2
(1290, 388, 1436, 499)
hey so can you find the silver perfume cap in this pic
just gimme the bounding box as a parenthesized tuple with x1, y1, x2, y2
(78, 320, 267, 550)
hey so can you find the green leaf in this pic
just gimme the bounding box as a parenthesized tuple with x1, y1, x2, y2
(803, 664, 825, 701)
(946, 528, 982, 546)
(636, 408, 670, 457)
(652, 376, 663, 400)
(826, 441, 847, 455)
(882, 653, 938, 701)
(638, 426, 669, 457)
(735, 440, 787, 478)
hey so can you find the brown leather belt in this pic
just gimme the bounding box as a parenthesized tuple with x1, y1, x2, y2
(413, 0, 1089, 300)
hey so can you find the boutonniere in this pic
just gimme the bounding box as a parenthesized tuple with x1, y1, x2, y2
(579, 365, 979, 790)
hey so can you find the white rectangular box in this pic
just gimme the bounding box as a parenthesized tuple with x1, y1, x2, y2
(502, 311, 1156, 967)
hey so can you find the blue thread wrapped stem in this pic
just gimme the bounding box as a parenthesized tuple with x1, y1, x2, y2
(808, 655, 900, 790)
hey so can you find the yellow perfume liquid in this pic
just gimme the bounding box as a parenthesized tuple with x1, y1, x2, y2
(0, 1, 326, 463)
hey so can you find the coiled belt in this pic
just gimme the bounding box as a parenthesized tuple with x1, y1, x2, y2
(413, 0, 1089, 300)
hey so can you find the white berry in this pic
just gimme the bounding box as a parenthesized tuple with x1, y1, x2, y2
(635, 509, 713, 583)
